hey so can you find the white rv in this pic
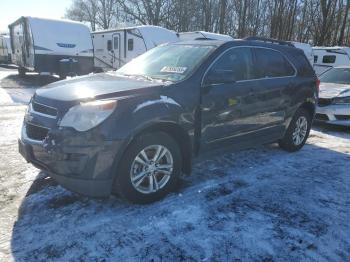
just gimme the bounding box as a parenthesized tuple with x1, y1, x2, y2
(0, 35, 12, 64)
(92, 25, 179, 71)
(178, 31, 234, 41)
(8, 17, 94, 77)
(313, 47, 350, 75)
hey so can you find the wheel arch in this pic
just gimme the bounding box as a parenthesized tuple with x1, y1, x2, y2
(135, 122, 193, 176)
(299, 101, 316, 117)
(113, 121, 193, 186)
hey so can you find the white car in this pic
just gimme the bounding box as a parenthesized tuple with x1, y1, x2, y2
(316, 66, 350, 126)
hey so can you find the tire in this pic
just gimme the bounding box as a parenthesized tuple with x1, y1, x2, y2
(114, 132, 182, 204)
(18, 67, 26, 77)
(279, 108, 312, 152)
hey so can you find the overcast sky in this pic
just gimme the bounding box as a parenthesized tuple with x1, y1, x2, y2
(0, 0, 72, 33)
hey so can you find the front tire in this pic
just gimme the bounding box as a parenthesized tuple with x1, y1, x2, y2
(114, 132, 182, 204)
(279, 108, 312, 152)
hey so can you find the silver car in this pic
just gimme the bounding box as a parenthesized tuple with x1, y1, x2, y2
(316, 66, 350, 126)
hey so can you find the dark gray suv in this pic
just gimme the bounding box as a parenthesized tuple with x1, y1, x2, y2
(19, 38, 318, 203)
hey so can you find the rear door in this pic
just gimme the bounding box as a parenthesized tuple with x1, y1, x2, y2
(250, 47, 296, 130)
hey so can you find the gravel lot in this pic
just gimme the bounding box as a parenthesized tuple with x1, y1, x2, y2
(0, 67, 349, 261)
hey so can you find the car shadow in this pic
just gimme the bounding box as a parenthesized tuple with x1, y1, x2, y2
(312, 122, 350, 139)
(10, 138, 350, 261)
(0, 73, 59, 89)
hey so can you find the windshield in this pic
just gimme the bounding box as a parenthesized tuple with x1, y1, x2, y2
(116, 44, 215, 82)
(320, 67, 350, 85)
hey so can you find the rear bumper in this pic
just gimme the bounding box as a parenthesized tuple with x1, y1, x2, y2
(315, 104, 350, 126)
(18, 127, 123, 197)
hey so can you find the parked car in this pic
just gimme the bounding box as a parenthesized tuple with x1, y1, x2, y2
(315, 66, 350, 126)
(19, 38, 318, 203)
(8, 16, 94, 78)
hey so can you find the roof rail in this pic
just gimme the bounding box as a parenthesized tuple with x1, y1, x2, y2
(244, 36, 294, 47)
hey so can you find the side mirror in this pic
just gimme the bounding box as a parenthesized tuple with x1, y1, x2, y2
(204, 70, 236, 86)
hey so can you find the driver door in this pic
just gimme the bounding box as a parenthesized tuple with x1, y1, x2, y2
(200, 47, 261, 145)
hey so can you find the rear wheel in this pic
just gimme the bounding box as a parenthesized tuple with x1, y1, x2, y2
(114, 132, 182, 204)
(279, 108, 312, 152)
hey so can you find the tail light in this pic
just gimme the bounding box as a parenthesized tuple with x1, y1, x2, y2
(316, 79, 320, 92)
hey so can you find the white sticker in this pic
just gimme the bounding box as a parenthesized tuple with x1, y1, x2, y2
(161, 66, 187, 74)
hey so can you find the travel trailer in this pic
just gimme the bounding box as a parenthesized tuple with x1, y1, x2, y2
(313, 47, 350, 75)
(8, 17, 94, 78)
(0, 35, 12, 64)
(178, 31, 234, 41)
(92, 25, 178, 71)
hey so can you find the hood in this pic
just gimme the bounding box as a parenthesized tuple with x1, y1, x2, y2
(35, 73, 164, 102)
(319, 82, 350, 99)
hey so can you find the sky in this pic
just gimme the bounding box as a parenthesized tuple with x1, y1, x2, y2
(0, 0, 73, 33)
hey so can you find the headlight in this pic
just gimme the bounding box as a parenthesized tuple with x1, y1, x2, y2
(59, 100, 117, 131)
(333, 96, 350, 105)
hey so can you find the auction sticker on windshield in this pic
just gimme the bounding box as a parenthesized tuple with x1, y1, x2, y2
(161, 66, 188, 74)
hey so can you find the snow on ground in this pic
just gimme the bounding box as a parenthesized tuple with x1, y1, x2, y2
(0, 66, 349, 261)
(0, 103, 349, 261)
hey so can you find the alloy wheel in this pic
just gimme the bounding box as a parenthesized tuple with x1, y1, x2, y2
(130, 145, 173, 194)
(292, 116, 308, 146)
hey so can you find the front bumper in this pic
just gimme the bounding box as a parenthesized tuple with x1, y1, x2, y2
(19, 124, 123, 197)
(315, 104, 350, 127)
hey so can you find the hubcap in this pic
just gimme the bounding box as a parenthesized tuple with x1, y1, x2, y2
(292, 116, 308, 146)
(130, 145, 173, 194)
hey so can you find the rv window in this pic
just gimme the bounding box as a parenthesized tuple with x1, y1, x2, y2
(107, 40, 112, 51)
(322, 55, 336, 63)
(114, 37, 119, 49)
(314, 55, 318, 63)
(128, 39, 133, 51)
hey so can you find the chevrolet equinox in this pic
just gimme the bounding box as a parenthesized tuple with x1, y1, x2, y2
(19, 38, 318, 203)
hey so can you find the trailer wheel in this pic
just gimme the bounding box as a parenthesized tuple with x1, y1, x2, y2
(18, 67, 26, 77)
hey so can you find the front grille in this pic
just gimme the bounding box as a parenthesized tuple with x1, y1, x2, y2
(335, 115, 350, 120)
(32, 102, 57, 117)
(26, 123, 49, 140)
(318, 98, 332, 107)
(315, 113, 329, 121)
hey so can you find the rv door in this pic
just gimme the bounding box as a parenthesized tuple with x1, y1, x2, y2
(111, 33, 121, 69)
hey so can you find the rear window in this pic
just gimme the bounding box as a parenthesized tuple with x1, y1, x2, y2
(254, 48, 295, 78)
(322, 55, 336, 63)
(294, 52, 314, 77)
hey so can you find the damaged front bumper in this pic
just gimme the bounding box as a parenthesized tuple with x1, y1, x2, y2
(315, 104, 350, 127)
(18, 123, 122, 197)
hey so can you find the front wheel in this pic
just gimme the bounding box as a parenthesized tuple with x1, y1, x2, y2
(114, 132, 182, 204)
(279, 108, 312, 152)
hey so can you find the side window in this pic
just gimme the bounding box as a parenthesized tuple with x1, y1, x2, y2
(314, 55, 318, 63)
(128, 39, 133, 51)
(254, 48, 295, 78)
(322, 55, 336, 63)
(107, 40, 112, 51)
(210, 47, 254, 81)
(113, 37, 118, 50)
